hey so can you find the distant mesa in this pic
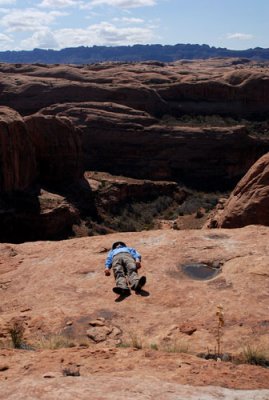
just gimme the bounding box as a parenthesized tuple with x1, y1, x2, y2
(1, 43, 269, 64)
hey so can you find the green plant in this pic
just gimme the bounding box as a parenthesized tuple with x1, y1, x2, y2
(150, 343, 159, 351)
(116, 342, 130, 348)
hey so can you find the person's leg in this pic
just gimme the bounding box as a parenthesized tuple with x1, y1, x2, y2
(123, 253, 143, 290)
(112, 254, 129, 290)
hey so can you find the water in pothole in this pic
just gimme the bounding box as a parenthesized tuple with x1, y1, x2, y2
(182, 262, 221, 280)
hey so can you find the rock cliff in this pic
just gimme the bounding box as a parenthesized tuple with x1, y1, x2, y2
(0, 107, 36, 192)
(0, 107, 83, 242)
(24, 113, 83, 186)
(1, 59, 269, 241)
(39, 102, 268, 189)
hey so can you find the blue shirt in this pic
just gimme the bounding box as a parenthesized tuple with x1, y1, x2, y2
(105, 246, 141, 269)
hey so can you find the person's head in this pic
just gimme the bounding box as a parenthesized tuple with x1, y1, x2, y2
(112, 241, 126, 250)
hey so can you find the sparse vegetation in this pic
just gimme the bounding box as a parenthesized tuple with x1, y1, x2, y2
(116, 342, 131, 348)
(62, 366, 80, 377)
(241, 344, 269, 367)
(216, 304, 224, 357)
(116, 333, 143, 349)
(162, 339, 189, 354)
(34, 334, 76, 350)
(150, 343, 159, 351)
(97, 190, 223, 234)
(106, 195, 174, 232)
(8, 319, 25, 349)
(160, 114, 269, 138)
(129, 333, 143, 349)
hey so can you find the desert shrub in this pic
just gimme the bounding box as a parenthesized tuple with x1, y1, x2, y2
(8, 319, 25, 349)
(150, 343, 159, 351)
(241, 345, 269, 367)
(34, 334, 75, 350)
(117, 333, 143, 349)
(129, 333, 143, 349)
(177, 191, 220, 215)
(62, 367, 80, 376)
(107, 195, 173, 232)
(162, 339, 189, 354)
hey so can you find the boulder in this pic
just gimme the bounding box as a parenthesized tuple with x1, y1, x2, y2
(206, 153, 269, 227)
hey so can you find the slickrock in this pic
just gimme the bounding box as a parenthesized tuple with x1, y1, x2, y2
(1, 59, 269, 118)
(0, 227, 269, 398)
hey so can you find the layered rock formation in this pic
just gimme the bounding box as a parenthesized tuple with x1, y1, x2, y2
(0, 107, 83, 242)
(39, 102, 269, 189)
(206, 153, 269, 228)
(1, 59, 269, 241)
(1, 60, 269, 191)
(0, 59, 269, 118)
(0, 107, 36, 192)
(25, 114, 83, 186)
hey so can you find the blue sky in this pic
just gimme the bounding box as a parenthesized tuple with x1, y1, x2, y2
(0, 0, 268, 51)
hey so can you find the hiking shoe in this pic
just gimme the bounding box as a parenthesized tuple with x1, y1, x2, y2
(113, 287, 130, 296)
(135, 276, 146, 292)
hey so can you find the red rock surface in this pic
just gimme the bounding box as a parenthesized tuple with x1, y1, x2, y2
(0, 106, 36, 192)
(39, 102, 267, 189)
(1, 60, 269, 191)
(1, 59, 269, 118)
(206, 153, 269, 228)
(24, 113, 83, 186)
(1, 227, 269, 398)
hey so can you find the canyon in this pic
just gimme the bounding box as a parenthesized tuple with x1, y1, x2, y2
(1, 58, 269, 241)
(0, 58, 269, 399)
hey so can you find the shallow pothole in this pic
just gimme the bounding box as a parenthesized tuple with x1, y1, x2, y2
(182, 261, 222, 280)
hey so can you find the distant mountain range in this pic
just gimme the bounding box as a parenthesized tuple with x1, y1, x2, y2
(0, 44, 269, 64)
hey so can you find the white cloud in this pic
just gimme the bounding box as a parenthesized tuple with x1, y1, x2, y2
(0, 32, 13, 50)
(39, 0, 79, 8)
(89, 0, 156, 8)
(21, 29, 59, 49)
(113, 17, 144, 23)
(0, 8, 67, 32)
(20, 21, 155, 49)
(0, 0, 15, 4)
(226, 32, 254, 41)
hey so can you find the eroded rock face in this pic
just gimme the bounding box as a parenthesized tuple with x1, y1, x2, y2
(205, 153, 269, 228)
(39, 102, 268, 189)
(1, 59, 269, 118)
(24, 114, 83, 186)
(1, 60, 269, 191)
(0, 108, 83, 243)
(0, 107, 36, 192)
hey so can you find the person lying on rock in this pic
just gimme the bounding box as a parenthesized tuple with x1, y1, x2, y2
(105, 241, 146, 296)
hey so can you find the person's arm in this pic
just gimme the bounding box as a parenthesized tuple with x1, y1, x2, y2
(104, 251, 113, 276)
(129, 248, 142, 268)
